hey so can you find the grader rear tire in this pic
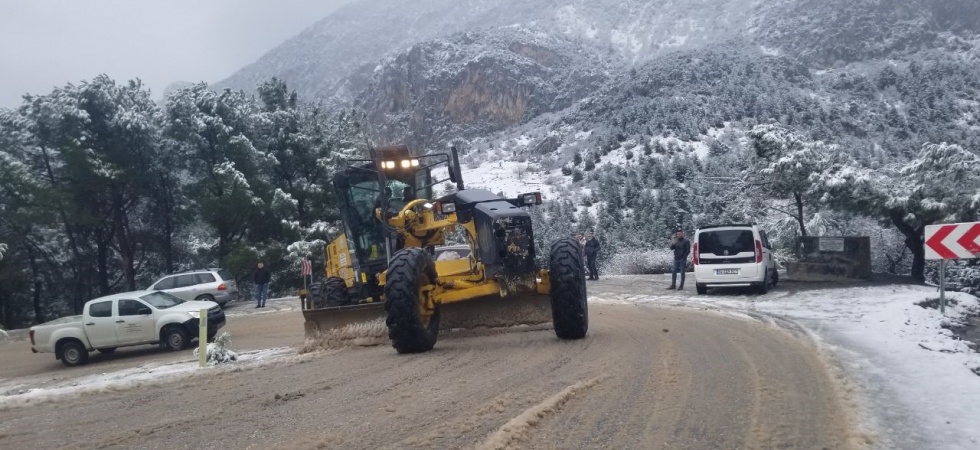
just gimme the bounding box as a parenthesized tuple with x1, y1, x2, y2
(549, 238, 589, 339)
(385, 248, 440, 353)
(324, 277, 349, 306)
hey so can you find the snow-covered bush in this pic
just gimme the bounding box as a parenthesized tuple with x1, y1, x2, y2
(602, 249, 675, 275)
(928, 260, 980, 297)
(193, 332, 238, 366)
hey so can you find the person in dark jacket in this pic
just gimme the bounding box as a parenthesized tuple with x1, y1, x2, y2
(584, 231, 600, 280)
(254, 262, 272, 308)
(668, 229, 691, 290)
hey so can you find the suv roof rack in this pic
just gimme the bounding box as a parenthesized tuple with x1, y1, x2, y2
(698, 223, 756, 230)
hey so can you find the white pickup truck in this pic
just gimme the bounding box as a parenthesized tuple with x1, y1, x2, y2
(29, 290, 225, 367)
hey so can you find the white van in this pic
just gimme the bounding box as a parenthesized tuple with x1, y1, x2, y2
(692, 224, 778, 295)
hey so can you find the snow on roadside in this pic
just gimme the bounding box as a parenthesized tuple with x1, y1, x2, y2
(0, 347, 305, 411)
(591, 282, 980, 450)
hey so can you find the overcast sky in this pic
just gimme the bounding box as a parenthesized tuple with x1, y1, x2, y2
(0, 0, 356, 108)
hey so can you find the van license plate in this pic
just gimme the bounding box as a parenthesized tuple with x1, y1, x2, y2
(715, 269, 739, 275)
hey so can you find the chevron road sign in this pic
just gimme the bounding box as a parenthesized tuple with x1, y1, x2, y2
(925, 221, 980, 315)
(924, 222, 980, 260)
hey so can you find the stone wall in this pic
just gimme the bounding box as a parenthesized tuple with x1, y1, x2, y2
(786, 236, 872, 281)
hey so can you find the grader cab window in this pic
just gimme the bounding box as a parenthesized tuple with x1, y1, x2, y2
(346, 180, 386, 263)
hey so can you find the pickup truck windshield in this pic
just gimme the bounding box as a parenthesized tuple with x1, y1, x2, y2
(140, 291, 185, 309)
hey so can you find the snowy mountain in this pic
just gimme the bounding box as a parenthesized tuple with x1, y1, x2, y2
(356, 27, 612, 148)
(218, 0, 762, 104)
(218, 0, 980, 104)
(218, 0, 980, 285)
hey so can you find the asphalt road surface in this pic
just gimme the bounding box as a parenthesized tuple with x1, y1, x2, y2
(0, 279, 867, 449)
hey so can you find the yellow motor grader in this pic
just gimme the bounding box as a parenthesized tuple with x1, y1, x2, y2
(303, 145, 588, 353)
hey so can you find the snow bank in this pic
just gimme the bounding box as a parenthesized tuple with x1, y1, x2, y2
(601, 249, 675, 275)
(193, 332, 238, 365)
(0, 347, 299, 411)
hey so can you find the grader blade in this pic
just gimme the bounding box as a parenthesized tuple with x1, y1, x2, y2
(438, 294, 552, 330)
(302, 303, 385, 337)
(301, 294, 553, 341)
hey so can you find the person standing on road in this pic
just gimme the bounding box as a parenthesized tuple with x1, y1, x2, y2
(584, 231, 600, 281)
(668, 229, 691, 290)
(254, 262, 272, 308)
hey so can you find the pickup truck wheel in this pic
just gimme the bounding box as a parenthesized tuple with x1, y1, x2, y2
(61, 341, 89, 367)
(163, 326, 189, 351)
(97, 347, 116, 354)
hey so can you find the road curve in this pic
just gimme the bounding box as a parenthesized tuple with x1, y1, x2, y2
(0, 302, 864, 449)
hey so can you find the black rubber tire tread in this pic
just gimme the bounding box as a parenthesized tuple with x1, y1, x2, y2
(97, 347, 117, 354)
(163, 326, 189, 351)
(60, 340, 89, 367)
(696, 283, 708, 295)
(773, 269, 779, 287)
(324, 277, 349, 306)
(307, 282, 323, 308)
(384, 248, 440, 354)
(549, 237, 589, 340)
(756, 273, 770, 295)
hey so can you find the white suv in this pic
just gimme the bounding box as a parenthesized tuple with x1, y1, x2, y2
(149, 268, 239, 306)
(692, 224, 778, 295)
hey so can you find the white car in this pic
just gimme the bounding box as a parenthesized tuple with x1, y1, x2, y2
(29, 290, 224, 366)
(149, 268, 239, 306)
(692, 224, 778, 295)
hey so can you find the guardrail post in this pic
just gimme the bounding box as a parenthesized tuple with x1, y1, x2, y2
(199, 308, 208, 367)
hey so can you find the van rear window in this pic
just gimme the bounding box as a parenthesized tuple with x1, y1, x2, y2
(698, 230, 755, 255)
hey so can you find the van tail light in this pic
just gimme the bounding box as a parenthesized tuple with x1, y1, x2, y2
(755, 240, 763, 263)
(217, 283, 227, 291)
(29, 329, 35, 345)
(692, 243, 699, 265)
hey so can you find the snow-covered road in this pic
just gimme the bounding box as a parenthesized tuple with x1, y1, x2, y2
(1, 276, 977, 449)
(592, 275, 980, 450)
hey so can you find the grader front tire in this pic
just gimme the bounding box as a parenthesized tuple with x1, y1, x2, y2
(385, 248, 440, 354)
(549, 238, 589, 340)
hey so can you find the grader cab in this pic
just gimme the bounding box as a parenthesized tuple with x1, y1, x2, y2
(303, 145, 588, 353)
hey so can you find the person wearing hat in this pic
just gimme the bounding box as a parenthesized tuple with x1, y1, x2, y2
(668, 229, 691, 290)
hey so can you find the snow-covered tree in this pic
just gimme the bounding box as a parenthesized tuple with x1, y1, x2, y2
(814, 143, 980, 282)
(165, 83, 265, 262)
(749, 124, 845, 238)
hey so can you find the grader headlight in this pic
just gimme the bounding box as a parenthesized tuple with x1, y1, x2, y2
(439, 202, 457, 214)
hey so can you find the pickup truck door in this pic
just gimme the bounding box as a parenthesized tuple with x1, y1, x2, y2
(116, 299, 157, 345)
(84, 300, 119, 348)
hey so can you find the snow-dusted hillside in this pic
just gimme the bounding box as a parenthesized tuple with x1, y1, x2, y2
(218, 0, 980, 106)
(358, 26, 612, 147)
(215, 0, 758, 104)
